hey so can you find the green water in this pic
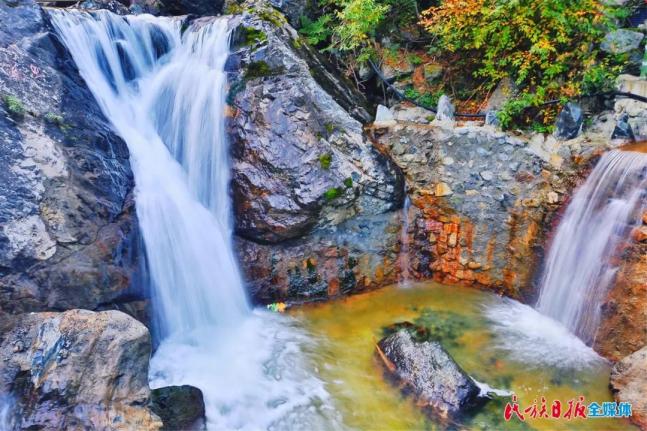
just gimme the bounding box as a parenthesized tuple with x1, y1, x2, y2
(290, 283, 636, 431)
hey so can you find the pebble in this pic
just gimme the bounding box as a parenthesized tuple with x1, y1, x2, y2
(480, 171, 494, 181)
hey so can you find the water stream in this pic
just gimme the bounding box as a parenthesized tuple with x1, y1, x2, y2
(50, 10, 339, 429)
(47, 7, 643, 431)
(292, 282, 634, 430)
(536, 149, 647, 343)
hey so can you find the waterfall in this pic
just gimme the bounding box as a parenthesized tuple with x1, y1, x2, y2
(398, 196, 412, 287)
(50, 10, 339, 429)
(536, 149, 647, 344)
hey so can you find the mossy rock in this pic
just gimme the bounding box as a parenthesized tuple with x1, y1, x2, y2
(238, 26, 267, 47)
(319, 152, 332, 169)
(244, 61, 276, 80)
(323, 186, 343, 201)
(382, 309, 472, 349)
(3, 95, 25, 119)
(150, 385, 206, 431)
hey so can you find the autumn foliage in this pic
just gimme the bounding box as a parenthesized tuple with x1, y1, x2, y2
(420, 0, 623, 127)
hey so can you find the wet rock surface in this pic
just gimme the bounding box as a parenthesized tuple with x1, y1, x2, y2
(610, 346, 647, 429)
(554, 102, 583, 140)
(0, 0, 143, 315)
(615, 74, 647, 141)
(0, 309, 162, 430)
(236, 211, 403, 303)
(596, 224, 647, 361)
(601, 29, 644, 54)
(227, 5, 403, 243)
(370, 108, 622, 297)
(151, 385, 206, 431)
(376, 327, 482, 418)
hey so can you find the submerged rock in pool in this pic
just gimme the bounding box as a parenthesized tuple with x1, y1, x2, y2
(151, 385, 206, 430)
(376, 327, 483, 419)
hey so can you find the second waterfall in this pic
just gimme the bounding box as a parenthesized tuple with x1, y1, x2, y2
(50, 10, 339, 430)
(536, 149, 647, 344)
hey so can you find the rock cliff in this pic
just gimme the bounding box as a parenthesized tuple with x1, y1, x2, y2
(0, 0, 143, 316)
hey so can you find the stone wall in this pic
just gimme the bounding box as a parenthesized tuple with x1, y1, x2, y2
(369, 114, 613, 298)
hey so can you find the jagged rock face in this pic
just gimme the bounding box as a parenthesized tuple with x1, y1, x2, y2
(266, 0, 308, 27)
(226, 7, 403, 244)
(610, 346, 647, 429)
(235, 211, 403, 303)
(596, 227, 647, 361)
(0, 0, 143, 315)
(0, 309, 162, 430)
(376, 328, 482, 419)
(370, 110, 632, 297)
(372, 121, 563, 296)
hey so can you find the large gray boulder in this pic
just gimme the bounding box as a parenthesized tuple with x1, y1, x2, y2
(610, 346, 647, 429)
(601, 29, 644, 54)
(227, 4, 403, 243)
(554, 102, 583, 140)
(377, 328, 482, 419)
(0, 310, 162, 430)
(0, 0, 143, 315)
(267, 0, 309, 27)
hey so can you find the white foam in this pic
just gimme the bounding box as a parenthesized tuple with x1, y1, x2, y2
(485, 298, 606, 369)
(149, 310, 344, 431)
(49, 11, 340, 430)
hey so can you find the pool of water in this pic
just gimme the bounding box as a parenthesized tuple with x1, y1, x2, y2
(290, 283, 636, 431)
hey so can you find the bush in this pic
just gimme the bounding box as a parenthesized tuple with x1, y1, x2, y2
(300, 0, 389, 62)
(420, 0, 624, 128)
(3, 95, 25, 118)
(323, 186, 344, 201)
(319, 152, 333, 169)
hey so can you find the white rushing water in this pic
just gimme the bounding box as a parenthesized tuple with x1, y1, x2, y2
(536, 150, 647, 344)
(50, 10, 340, 430)
(485, 298, 605, 369)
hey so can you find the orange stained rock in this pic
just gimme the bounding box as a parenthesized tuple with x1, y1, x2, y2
(474, 272, 491, 286)
(463, 222, 474, 254)
(375, 264, 385, 283)
(328, 277, 340, 297)
(620, 141, 647, 154)
(502, 268, 517, 292)
(632, 226, 647, 243)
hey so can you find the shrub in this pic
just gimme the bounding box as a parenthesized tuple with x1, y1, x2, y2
(300, 0, 389, 61)
(3, 95, 25, 118)
(319, 152, 333, 169)
(238, 27, 267, 47)
(420, 0, 624, 128)
(323, 187, 343, 201)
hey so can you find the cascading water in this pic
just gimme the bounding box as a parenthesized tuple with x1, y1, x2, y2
(536, 149, 647, 344)
(398, 196, 412, 287)
(50, 10, 339, 429)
